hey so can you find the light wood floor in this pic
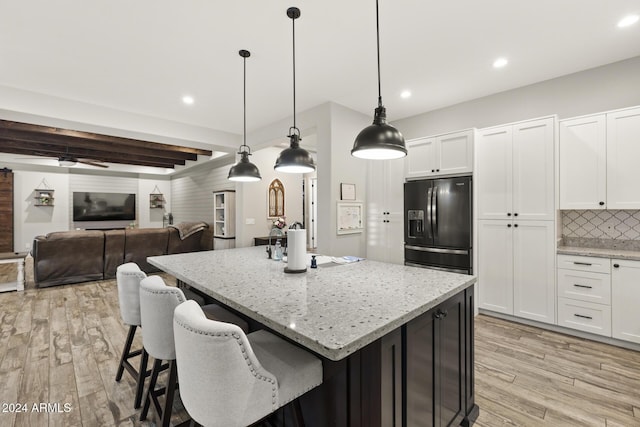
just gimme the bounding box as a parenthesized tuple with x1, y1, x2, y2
(1, 277, 640, 426)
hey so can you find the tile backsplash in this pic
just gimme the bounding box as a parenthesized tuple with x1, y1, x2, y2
(562, 210, 640, 240)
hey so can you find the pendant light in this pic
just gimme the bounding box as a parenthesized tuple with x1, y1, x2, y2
(228, 49, 262, 182)
(274, 7, 316, 174)
(351, 0, 407, 160)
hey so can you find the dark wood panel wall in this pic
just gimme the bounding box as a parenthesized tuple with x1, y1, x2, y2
(0, 168, 14, 252)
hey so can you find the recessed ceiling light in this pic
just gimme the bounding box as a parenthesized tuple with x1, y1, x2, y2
(182, 95, 194, 105)
(400, 90, 412, 99)
(493, 58, 509, 68)
(618, 14, 639, 28)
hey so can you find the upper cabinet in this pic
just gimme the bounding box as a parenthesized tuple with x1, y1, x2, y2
(476, 117, 555, 221)
(559, 115, 606, 209)
(405, 129, 473, 179)
(559, 106, 640, 210)
(607, 108, 640, 210)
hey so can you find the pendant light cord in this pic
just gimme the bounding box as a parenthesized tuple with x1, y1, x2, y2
(243, 54, 247, 150)
(292, 13, 297, 131)
(376, 0, 382, 108)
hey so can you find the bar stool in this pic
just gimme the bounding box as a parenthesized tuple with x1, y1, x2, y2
(139, 276, 249, 427)
(115, 262, 149, 409)
(173, 300, 323, 427)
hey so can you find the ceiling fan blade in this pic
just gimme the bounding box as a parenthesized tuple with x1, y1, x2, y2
(77, 159, 109, 168)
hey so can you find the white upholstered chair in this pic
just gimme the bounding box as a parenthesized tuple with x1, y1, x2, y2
(115, 262, 149, 409)
(139, 276, 249, 427)
(173, 300, 323, 427)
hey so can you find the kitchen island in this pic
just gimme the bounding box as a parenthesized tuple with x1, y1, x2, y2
(149, 247, 478, 426)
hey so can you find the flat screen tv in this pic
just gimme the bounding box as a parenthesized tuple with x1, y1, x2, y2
(73, 192, 136, 221)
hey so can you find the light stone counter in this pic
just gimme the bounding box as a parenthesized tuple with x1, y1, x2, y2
(149, 246, 476, 361)
(557, 245, 640, 261)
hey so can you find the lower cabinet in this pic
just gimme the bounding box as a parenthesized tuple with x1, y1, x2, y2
(299, 287, 476, 427)
(478, 220, 556, 324)
(556, 254, 612, 337)
(556, 255, 640, 345)
(612, 259, 640, 344)
(406, 289, 475, 427)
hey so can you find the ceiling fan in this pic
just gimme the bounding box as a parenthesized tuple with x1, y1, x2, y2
(56, 155, 109, 168)
(16, 151, 109, 168)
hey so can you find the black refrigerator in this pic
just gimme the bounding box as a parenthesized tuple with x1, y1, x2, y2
(404, 176, 472, 274)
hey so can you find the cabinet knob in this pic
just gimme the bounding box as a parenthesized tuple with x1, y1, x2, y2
(514, 224, 519, 228)
(514, 213, 518, 217)
(431, 169, 435, 173)
(613, 263, 620, 268)
(507, 224, 512, 228)
(507, 213, 511, 216)
(436, 169, 440, 172)
(599, 201, 605, 206)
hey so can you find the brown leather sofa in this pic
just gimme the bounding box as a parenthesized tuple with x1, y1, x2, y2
(33, 224, 213, 288)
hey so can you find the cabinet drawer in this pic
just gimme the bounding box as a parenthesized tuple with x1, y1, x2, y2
(557, 297, 611, 337)
(557, 254, 610, 274)
(557, 269, 611, 305)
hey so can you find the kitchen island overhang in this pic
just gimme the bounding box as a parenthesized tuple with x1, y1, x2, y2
(149, 247, 478, 426)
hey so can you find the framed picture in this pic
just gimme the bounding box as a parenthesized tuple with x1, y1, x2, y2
(337, 202, 364, 235)
(340, 183, 356, 201)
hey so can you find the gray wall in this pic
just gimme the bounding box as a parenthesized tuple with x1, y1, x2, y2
(395, 56, 640, 139)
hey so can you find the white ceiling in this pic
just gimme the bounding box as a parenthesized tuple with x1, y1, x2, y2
(1, 0, 639, 140)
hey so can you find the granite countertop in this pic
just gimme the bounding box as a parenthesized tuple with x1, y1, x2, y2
(557, 245, 640, 261)
(557, 237, 640, 261)
(149, 246, 476, 361)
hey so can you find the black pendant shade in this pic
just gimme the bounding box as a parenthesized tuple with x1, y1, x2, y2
(351, 106, 407, 159)
(228, 149, 261, 182)
(228, 49, 262, 182)
(274, 7, 316, 174)
(351, 0, 407, 160)
(274, 132, 315, 173)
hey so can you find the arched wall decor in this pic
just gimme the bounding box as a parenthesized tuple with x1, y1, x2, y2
(268, 179, 285, 218)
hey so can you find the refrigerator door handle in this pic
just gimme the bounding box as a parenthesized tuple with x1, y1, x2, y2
(432, 186, 438, 240)
(426, 187, 433, 239)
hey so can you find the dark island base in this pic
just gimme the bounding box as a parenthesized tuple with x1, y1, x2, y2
(181, 283, 476, 427)
(295, 286, 476, 427)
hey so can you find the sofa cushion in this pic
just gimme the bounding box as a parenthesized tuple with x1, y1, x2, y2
(104, 230, 126, 279)
(33, 230, 105, 287)
(124, 228, 170, 273)
(167, 226, 210, 254)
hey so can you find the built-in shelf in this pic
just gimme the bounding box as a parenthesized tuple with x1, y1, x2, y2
(213, 191, 236, 249)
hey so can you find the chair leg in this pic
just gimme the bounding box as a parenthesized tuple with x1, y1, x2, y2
(292, 399, 305, 427)
(140, 358, 162, 421)
(116, 325, 137, 381)
(161, 360, 178, 427)
(134, 348, 149, 409)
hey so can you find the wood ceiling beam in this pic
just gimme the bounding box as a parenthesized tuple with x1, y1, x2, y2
(0, 143, 180, 169)
(0, 130, 200, 162)
(0, 120, 213, 157)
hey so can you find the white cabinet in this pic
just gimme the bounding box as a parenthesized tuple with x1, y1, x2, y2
(606, 108, 640, 209)
(477, 117, 555, 221)
(611, 259, 640, 344)
(405, 130, 473, 179)
(478, 220, 555, 324)
(213, 191, 236, 250)
(559, 106, 640, 210)
(556, 255, 612, 337)
(366, 158, 404, 264)
(478, 220, 513, 314)
(559, 115, 606, 209)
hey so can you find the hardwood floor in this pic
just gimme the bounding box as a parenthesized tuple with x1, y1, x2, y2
(475, 315, 640, 426)
(1, 275, 640, 426)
